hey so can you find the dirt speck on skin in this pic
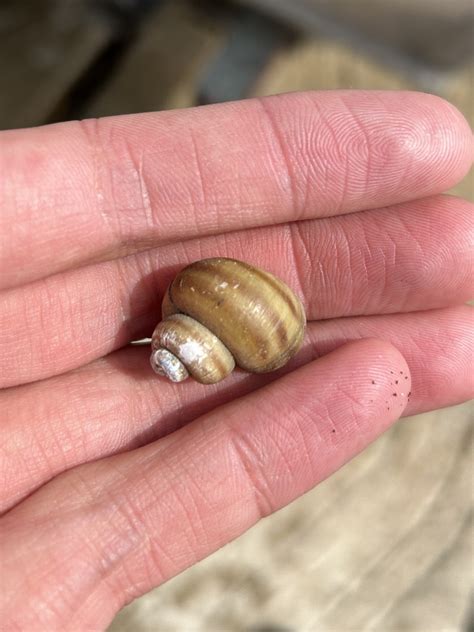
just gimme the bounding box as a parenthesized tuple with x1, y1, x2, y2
(395, 380, 399, 384)
(393, 393, 397, 396)
(331, 429, 336, 433)
(371, 380, 376, 384)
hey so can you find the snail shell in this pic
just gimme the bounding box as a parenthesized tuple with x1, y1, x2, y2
(151, 258, 306, 384)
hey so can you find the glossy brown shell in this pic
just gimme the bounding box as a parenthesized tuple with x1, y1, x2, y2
(162, 258, 305, 373)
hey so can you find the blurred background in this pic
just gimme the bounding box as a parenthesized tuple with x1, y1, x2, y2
(1, 1, 472, 630)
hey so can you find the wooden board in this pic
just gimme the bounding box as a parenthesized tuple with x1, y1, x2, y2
(84, 0, 224, 117)
(238, 0, 474, 67)
(0, 0, 112, 130)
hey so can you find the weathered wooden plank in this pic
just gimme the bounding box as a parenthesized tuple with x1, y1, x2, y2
(0, 0, 112, 130)
(238, 0, 474, 68)
(85, 0, 224, 117)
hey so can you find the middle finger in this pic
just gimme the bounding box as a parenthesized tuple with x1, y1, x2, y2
(1, 194, 472, 387)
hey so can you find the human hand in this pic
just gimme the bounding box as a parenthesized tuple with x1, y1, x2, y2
(1, 91, 473, 630)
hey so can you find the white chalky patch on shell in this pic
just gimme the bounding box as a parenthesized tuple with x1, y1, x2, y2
(175, 339, 209, 366)
(160, 328, 208, 367)
(217, 281, 228, 289)
(150, 348, 189, 382)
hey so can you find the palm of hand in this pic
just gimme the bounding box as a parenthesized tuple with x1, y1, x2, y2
(0, 91, 473, 630)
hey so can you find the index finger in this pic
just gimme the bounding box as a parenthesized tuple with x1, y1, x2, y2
(0, 90, 471, 289)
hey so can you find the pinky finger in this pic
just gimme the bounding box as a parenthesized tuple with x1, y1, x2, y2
(1, 339, 410, 631)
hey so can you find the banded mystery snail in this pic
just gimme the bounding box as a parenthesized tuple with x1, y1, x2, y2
(150, 258, 306, 384)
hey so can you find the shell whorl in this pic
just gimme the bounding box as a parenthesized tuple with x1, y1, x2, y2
(156, 258, 305, 381)
(151, 313, 235, 384)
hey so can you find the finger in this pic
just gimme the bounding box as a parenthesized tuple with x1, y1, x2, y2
(0, 340, 411, 630)
(1, 194, 472, 387)
(1, 91, 472, 290)
(2, 306, 470, 513)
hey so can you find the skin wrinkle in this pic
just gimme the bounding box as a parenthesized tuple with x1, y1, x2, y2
(73, 468, 168, 596)
(113, 258, 136, 343)
(334, 382, 375, 433)
(223, 420, 277, 519)
(18, 398, 68, 489)
(145, 465, 199, 555)
(262, 401, 308, 473)
(338, 94, 373, 200)
(32, 278, 56, 372)
(313, 225, 332, 301)
(334, 219, 356, 315)
(134, 381, 167, 446)
(188, 126, 209, 215)
(92, 122, 172, 257)
(285, 95, 326, 215)
(287, 222, 311, 304)
(178, 471, 213, 553)
(40, 398, 73, 473)
(378, 228, 402, 312)
(77, 118, 110, 233)
(257, 97, 300, 220)
(389, 214, 427, 312)
(107, 486, 168, 582)
(351, 217, 374, 313)
(63, 549, 123, 626)
(139, 248, 167, 309)
(299, 390, 340, 440)
(285, 409, 318, 483)
(123, 137, 155, 233)
(296, 95, 345, 214)
(3, 518, 103, 625)
(262, 425, 302, 500)
(147, 481, 209, 571)
(104, 130, 143, 246)
(112, 452, 231, 602)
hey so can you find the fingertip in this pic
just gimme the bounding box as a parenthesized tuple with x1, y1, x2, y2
(326, 337, 412, 424)
(325, 336, 411, 374)
(263, 337, 412, 441)
(409, 91, 473, 187)
(355, 90, 473, 199)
